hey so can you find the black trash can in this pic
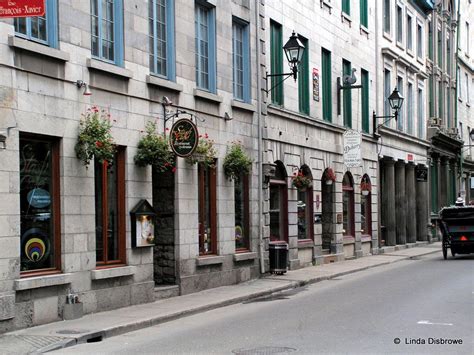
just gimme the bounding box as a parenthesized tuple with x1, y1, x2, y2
(269, 242, 288, 275)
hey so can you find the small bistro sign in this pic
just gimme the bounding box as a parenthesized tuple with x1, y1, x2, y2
(169, 119, 199, 157)
(0, 0, 45, 18)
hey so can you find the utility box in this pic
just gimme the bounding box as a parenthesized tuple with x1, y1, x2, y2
(269, 242, 288, 275)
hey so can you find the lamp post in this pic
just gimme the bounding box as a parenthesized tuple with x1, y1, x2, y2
(264, 31, 305, 94)
(372, 88, 405, 138)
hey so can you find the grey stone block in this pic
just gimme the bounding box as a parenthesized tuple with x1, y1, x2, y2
(0, 292, 15, 320)
(62, 302, 84, 320)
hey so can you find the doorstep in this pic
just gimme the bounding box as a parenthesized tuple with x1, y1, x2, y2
(154, 285, 179, 301)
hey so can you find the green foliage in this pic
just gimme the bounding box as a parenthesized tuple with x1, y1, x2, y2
(223, 142, 252, 181)
(134, 122, 175, 172)
(75, 106, 116, 167)
(186, 134, 217, 168)
(292, 170, 313, 190)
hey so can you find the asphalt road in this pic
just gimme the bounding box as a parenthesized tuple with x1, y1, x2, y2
(54, 253, 473, 355)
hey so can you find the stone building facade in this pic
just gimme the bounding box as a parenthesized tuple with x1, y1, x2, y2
(0, 0, 262, 332)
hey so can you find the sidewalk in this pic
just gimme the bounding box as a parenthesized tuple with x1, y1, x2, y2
(0, 242, 441, 354)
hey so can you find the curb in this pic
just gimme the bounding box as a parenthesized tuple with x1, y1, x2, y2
(36, 247, 441, 353)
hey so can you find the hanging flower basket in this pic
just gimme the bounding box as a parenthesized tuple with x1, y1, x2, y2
(360, 181, 371, 196)
(223, 142, 252, 181)
(325, 168, 336, 185)
(292, 170, 313, 190)
(134, 122, 176, 173)
(75, 106, 116, 168)
(186, 134, 217, 168)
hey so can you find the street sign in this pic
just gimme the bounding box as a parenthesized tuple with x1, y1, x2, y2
(416, 166, 428, 182)
(343, 129, 362, 168)
(169, 119, 199, 158)
(0, 0, 45, 18)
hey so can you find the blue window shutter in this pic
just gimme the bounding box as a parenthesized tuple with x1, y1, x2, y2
(46, 0, 58, 48)
(242, 23, 250, 103)
(208, 6, 216, 93)
(114, 0, 124, 66)
(167, 0, 176, 81)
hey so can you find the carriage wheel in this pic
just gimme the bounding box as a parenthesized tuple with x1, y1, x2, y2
(451, 248, 456, 258)
(442, 237, 448, 260)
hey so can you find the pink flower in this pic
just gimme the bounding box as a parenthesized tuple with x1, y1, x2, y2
(171, 167, 177, 173)
(95, 141, 103, 148)
(205, 133, 209, 139)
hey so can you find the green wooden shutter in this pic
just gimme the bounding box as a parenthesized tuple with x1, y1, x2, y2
(361, 69, 369, 133)
(343, 59, 352, 128)
(342, 0, 350, 15)
(298, 36, 309, 115)
(360, 0, 368, 27)
(322, 48, 332, 122)
(270, 20, 283, 106)
(428, 22, 433, 60)
(430, 162, 438, 213)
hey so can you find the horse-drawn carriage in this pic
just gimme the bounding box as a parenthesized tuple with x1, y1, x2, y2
(439, 205, 474, 260)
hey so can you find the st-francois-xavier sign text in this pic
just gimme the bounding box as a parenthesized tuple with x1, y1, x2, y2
(0, 0, 45, 18)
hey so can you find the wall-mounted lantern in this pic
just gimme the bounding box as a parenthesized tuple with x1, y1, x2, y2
(372, 88, 404, 138)
(130, 199, 156, 248)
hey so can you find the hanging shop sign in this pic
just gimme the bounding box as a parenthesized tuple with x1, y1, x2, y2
(343, 129, 362, 168)
(169, 119, 199, 158)
(130, 199, 156, 248)
(0, 0, 45, 18)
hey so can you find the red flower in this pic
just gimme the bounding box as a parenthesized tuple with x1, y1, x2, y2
(205, 133, 209, 139)
(95, 141, 103, 148)
(92, 106, 99, 113)
(164, 162, 170, 167)
(171, 167, 177, 173)
(165, 128, 170, 131)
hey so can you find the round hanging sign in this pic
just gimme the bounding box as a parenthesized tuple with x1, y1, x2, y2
(169, 119, 199, 157)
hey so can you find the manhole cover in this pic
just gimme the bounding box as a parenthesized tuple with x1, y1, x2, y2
(56, 329, 89, 335)
(232, 346, 297, 354)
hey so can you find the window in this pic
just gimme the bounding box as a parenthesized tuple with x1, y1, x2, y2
(430, 159, 438, 213)
(360, 175, 371, 236)
(417, 23, 423, 58)
(234, 174, 250, 251)
(407, 82, 413, 135)
(466, 22, 470, 56)
(457, 66, 462, 99)
(437, 29, 442, 68)
(428, 75, 434, 117)
(91, 0, 124, 65)
(269, 163, 288, 242)
(407, 14, 413, 51)
(296, 168, 313, 241)
(438, 80, 443, 118)
(383, 0, 391, 34)
(397, 76, 403, 130)
(428, 21, 433, 60)
(322, 48, 332, 122)
(342, 0, 350, 15)
(361, 69, 369, 133)
(298, 35, 309, 115)
(270, 20, 283, 105)
(232, 18, 250, 102)
(360, 0, 368, 28)
(195, 2, 216, 92)
(14, 0, 58, 48)
(466, 73, 470, 103)
(343, 59, 352, 128)
(396, 5, 403, 43)
(342, 173, 354, 238)
(446, 37, 451, 76)
(95, 147, 126, 265)
(20, 135, 60, 275)
(417, 88, 424, 138)
(149, 0, 176, 80)
(198, 163, 217, 255)
(384, 69, 391, 119)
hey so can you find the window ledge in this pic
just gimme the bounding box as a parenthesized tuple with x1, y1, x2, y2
(343, 236, 355, 244)
(15, 273, 72, 291)
(320, 0, 332, 13)
(458, 97, 463, 103)
(361, 235, 372, 242)
(86, 58, 133, 79)
(233, 252, 258, 262)
(91, 266, 136, 280)
(196, 255, 224, 266)
(382, 32, 393, 42)
(193, 89, 223, 104)
(407, 49, 414, 57)
(360, 25, 369, 37)
(297, 240, 314, 249)
(467, 102, 471, 107)
(396, 41, 404, 50)
(341, 12, 352, 26)
(417, 56, 424, 65)
(146, 75, 183, 92)
(231, 100, 256, 112)
(8, 35, 69, 62)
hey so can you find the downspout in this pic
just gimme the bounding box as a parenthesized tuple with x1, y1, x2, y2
(374, 0, 382, 251)
(455, 0, 462, 192)
(255, 0, 265, 274)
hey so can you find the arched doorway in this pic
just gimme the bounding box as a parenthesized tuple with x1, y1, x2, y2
(296, 165, 314, 241)
(342, 172, 355, 239)
(321, 168, 335, 252)
(269, 161, 288, 242)
(360, 174, 372, 237)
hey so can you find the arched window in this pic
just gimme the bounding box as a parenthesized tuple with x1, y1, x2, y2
(360, 174, 372, 236)
(269, 162, 288, 242)
(295, 165, 313, 241)
(342, 172, 355, 237)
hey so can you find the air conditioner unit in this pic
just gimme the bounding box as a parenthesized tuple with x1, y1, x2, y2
(429, 117, 442, 126)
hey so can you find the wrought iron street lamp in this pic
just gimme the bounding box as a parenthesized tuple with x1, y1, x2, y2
(264, 31, 305, 93)
(372, 88, 405, 138)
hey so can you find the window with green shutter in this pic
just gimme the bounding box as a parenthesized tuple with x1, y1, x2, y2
(428, 21, 433, 60)
(430, 161, 438, 213)
(428, 75, 434, 117)
(361, 69, 369, 133)
(298, 35, 309, 115)
(343, 59, 352, 128)
(342, 0, 350, 15)
(270, 20, 283, 106)
(322, 48, 332, 122)
(360, 0, 368, 28)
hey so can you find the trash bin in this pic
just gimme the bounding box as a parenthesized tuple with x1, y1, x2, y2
(269, 242, 288, 275)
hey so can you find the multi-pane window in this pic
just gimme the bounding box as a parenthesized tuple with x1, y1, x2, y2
(457, 66, 462, 99)
(407, 14, 413, 51)
(232, 18, 250, 103)
(417, 88, 424, 139)
(428, 21, 433, 60)
(195, 2, 216, 92)
(149, 0, 175, 80)
(20, 135, 60, 274)
(437, 29, 442, 68)
(466, 22, 470, 56)
(234, 174, 250, 251)
(428, 75, 434, 117)
(407, 82, 413, 135)
(438, 80, 443, 118)
(343, 59, 352, 128)
(14, 0, 57, 48)
(396, 5, 403, 43)
(342, 173, 354, 238)
(384, 69, 391, 119)
(360, 0, 368, 28)
(270, 20, 283, 105)
(397, 76, 404, 130)
(198, 163, 217, 255)
(417, 24, 423, 58)
(383, 0, 391, 34)
(91, 0, 124, 65)
(466, 73, 470, 103)
(342, 0, 350, 16)
(269, 164, 288, 242)
(361, 69, 369, 133)
(322, 48, 332, 122)
(298, 35, 309, 115)
(95, 148, 126, 265)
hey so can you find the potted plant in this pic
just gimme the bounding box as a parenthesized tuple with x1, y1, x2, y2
(223, 142, 252, 181)
(292, 170, 312, 190)
(75, 106, 116, 168)
(186, 133, 217, 167)
(325, 168, 336, 185)
(134, 121, 176, 173)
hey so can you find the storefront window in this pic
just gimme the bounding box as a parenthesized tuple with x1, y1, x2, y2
(342, 173, 354, 237)
(297, 168, 313, 241)
(20, 135, 60, 274)
(95, 147, 126, 265)
(235, 173, 250, 251)
(360, 175, 372, 236)
(198, 162, 217, 255)
(269, 163, 288, 242)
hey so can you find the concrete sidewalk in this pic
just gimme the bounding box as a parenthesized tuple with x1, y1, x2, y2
(0, 242, 441, 354)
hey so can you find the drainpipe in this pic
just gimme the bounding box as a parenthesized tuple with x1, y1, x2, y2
(374, 0, 382, 251)
(255, 0, 265, 274)
(455, 0, 462, 192)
